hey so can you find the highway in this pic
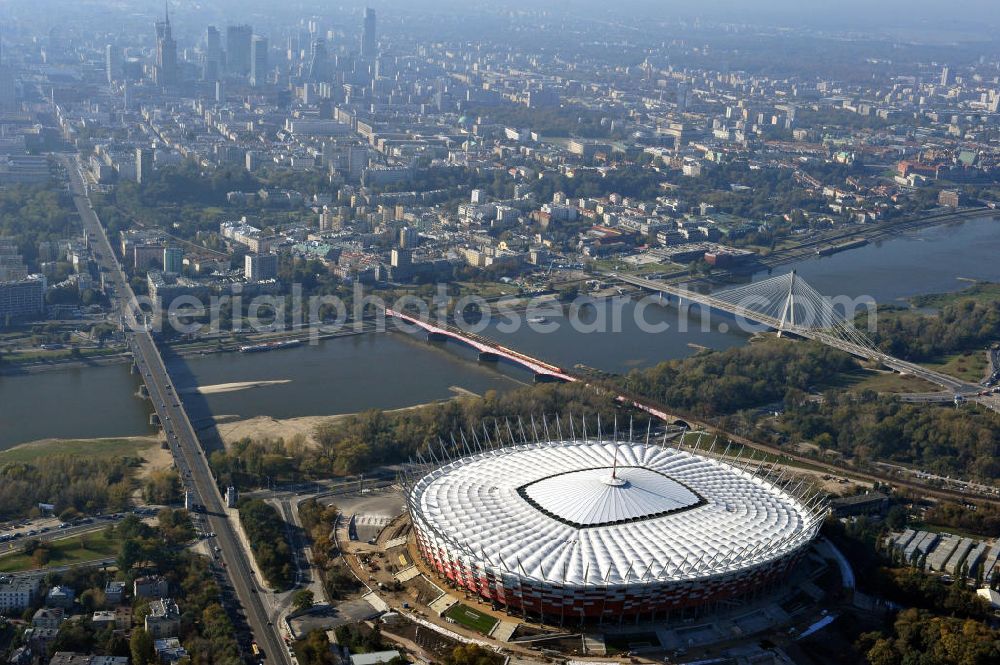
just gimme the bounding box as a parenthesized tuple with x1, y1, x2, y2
(62, 155, 292, 665)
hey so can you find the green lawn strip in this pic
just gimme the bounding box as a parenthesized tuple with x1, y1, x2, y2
(444, 603, 498, 634)
(821, 365, 939, 394)
(0, 437, 159, 464)
(0, 529, 122, 572)
(922, 351, 990, 383)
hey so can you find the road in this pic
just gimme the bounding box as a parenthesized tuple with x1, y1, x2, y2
(62, 155, 292, 665)
(0, 515, 126, 551)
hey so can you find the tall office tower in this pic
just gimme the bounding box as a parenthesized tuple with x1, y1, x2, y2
(940, 66, 950, 87)
(105, 44, 121, 84)
(307, 37, 328, 81)
(250, 35, 268, 87)
(154, 3, 178, 86)
(203, 26, 221, 81)
(226, 24, 253, 76)
(0, 32, 14, 112)
(361, 8, 377, 59)
(135, 147, 154, 184)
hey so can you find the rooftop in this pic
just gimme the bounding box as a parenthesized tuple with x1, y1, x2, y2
(409, 440, 823, 586)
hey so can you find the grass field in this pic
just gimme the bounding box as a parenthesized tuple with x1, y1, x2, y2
(0, 530, 121, 572)
(823, 366, 939, 394)
(910, 281, 1000, 309)
(924, 351, 990, 383)
(0, 437, 160, 464)
(444, 603, 498, 634)
(4, 346, 123, 364)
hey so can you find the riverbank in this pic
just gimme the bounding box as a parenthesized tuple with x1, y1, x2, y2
(910, 281, 1000, 309)
(213, 390, 482, 450)
(0, 351, 132, 376)
(757, 206, 998, 270)
(0, 323, 380, 376)
(0, 435, 172, 476)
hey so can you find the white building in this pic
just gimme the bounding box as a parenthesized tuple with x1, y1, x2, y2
(0, 576, 41, 614)
(244, 253, 278, 282)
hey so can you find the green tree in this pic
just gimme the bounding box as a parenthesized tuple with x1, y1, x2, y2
(446, 645, 503, 665)
(130, 628, 155, 665)
(292, 589, 314, 613)
(117, 538, 144, 573)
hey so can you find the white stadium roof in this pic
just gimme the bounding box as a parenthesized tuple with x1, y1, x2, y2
(409, 440, 822, 586)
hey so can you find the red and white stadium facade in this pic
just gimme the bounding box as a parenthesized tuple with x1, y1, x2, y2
(406, 437, 825, 623)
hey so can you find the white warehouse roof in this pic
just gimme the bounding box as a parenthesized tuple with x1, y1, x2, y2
(409, 440, 822, 586)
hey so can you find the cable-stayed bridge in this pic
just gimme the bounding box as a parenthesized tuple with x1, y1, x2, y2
(610, 271, 978, 395)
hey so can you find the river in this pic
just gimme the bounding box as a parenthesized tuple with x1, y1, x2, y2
(2, 214, 998, 449)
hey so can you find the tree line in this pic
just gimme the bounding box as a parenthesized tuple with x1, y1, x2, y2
(238, 498, 294, 589)
(870, 297, 1000, 361)
(0, 455, 141, 521)
(210, 382, 630, 488)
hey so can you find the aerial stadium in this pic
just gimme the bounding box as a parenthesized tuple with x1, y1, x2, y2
(405, 433, 826, 624)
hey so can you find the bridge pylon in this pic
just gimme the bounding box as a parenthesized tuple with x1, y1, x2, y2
(776, 270, 796, 338)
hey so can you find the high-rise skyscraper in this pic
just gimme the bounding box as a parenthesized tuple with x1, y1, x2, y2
(307, 37, 328, 81)
(940, 66, 950, 87)
(226, 24, 253, 77)
(203, 26, 221, 81)
(135, 147, 154, 184)
(361, 8, 377, 59)
(105, 44, 121, 84)
(154, 3, 178, 86)
(0, 31, 16, 112)
(250, 35, 268, 87)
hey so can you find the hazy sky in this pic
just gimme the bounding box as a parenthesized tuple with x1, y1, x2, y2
(3, 0, 999, 41)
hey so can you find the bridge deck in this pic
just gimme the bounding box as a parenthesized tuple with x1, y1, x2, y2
(612, 273, 978, 395)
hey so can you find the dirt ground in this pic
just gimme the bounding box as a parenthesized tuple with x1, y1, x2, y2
(213, 397, 475, 450)
(136, 436, 173, 478)
(214, 415, 343, 449)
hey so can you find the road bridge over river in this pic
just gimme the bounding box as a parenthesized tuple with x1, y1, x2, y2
(611, 271, 983, 396)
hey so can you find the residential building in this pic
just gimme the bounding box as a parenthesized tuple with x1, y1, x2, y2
(49, 654, 128, 665)
(0, 274, 45, 323)
(91, 611, 116, 629)
(133, 576, 169, 599)
(0, 576, 41, 613)
(144, 598, 181, 638)
(104, 581, 126, 606)
(153, 638, 188, 665)
(25, 627, 59, 659)
(938, 189, 962, 208)
(245, 253, 278, 282)
(45, 586, 74, 609)
(31, 608, 65, 629)
(163, 246, 183, 274)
